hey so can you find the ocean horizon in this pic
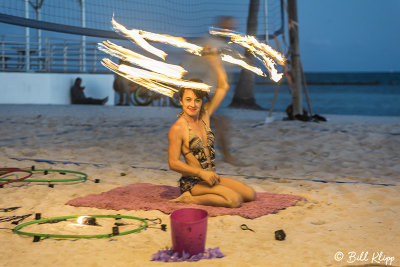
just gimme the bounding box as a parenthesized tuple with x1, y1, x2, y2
(221, 72, 400, 117)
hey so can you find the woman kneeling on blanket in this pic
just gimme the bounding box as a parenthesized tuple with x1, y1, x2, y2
(168, 46, 256, 208)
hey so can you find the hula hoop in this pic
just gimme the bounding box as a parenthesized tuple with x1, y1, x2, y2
(14, 214, 148, 239)
(0, 168, 32, 186)
(0, 169, 87, 183)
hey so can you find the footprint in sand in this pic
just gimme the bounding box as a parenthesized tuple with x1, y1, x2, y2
(310, 220, 326, 225)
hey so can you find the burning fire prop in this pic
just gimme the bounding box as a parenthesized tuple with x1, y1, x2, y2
(77, 216, 97, 225)
(99, 18, 285, 97)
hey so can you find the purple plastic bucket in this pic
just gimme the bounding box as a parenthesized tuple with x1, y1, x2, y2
(170, 208, 208, 256)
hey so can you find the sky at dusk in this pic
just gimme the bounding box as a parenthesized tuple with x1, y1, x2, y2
(298, 0, 400, 72)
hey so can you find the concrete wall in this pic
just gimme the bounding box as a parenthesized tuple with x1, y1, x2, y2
(0, 72, 114, 105)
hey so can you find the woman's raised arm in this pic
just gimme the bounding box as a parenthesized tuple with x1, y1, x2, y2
(203, 47, 229, 117)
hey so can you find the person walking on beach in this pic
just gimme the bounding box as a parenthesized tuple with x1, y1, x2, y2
(113, 60, 139, 106)
(181, 16, 246, 166)
(168, 46, 255, 208)
(70, 77, 108, 105)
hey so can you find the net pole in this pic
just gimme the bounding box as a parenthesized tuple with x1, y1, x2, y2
(287, 0, 302, 116)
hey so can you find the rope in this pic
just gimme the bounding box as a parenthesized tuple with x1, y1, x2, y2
(0, 168, 87, 183)
(0, 168, 32, 186)
(13, 214, 148, 239)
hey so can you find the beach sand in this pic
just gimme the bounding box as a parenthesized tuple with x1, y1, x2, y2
(0, 104, 399, 267)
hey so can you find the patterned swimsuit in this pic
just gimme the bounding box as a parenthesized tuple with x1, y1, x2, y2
(179, 118, 216, 193)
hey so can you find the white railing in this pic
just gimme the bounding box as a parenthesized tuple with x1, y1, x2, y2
(0, 34, 106, 73)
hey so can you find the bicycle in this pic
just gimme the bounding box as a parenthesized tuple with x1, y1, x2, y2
(133, 86, 181, 107)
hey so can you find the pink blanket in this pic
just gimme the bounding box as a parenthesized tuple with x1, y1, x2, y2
(66, 183, 304, 219)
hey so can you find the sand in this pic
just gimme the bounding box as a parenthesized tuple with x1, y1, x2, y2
(0, 104, 399, 267)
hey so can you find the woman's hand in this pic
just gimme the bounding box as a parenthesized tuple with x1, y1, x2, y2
(202, 45, 222, 66)
(202, 45, 218, 56)
(199, 170, 220, 187)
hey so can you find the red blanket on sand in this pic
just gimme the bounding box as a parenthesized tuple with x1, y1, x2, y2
(66, 183, 305, 219)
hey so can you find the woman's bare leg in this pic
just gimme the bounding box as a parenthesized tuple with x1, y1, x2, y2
(219, 177, 256, 202)
(171, 184, 243, 208)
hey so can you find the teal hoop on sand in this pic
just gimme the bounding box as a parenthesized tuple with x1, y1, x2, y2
(0, 169, 87, 183)
(13, 214, 148, 239)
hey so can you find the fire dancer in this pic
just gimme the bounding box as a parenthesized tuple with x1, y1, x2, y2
(168, 46, 255, 208)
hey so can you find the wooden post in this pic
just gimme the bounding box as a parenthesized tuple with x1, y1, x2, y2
(287, 0, 302, 116)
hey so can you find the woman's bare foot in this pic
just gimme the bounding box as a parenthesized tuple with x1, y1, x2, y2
(169, 191, 193, 203)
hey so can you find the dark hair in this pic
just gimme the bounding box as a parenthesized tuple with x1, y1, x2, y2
(215, 16, 237, 31)
(74, 77, 82, 85)
(178, 78, 209, 101)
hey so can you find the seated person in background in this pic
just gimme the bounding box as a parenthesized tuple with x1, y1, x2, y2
(70, 77, 108, 105)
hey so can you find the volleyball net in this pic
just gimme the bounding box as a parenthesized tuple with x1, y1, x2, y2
(0, 0, 286, 72)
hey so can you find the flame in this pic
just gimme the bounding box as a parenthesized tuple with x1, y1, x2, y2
(98, 41, 186, 79)
(100, 19, 211, 97)
(112, 18, 167, 60)
(99, 18, 286, 99)
(209, 27, 286, 65)
(220, 54, 265, 77)
(77, 216, 89, 225)
(139, 31, 203, 56)
(101, 58, 210, 98)
(210, 27, 286, 82)
(260, 56, 284, 82)
(112, 18, 203, 58)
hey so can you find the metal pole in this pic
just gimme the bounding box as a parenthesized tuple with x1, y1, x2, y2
(1, 35, 5, 70)
(25, 0, 30, 71)
(64, 40, 67, 72)
(93, 44, 97, 72)
(49, 41, 53, 72)
(29, 0, 44, 70)
(79, 0, 86, 72)
(36, 0, 42, 69)
(45, 38, 50, 71)
(37, 9, 41, 69)
(264, 0, 269, 43)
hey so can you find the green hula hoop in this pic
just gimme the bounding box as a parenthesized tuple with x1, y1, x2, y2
(13, 214, 148, 239)
(0, 169, 87, 183)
